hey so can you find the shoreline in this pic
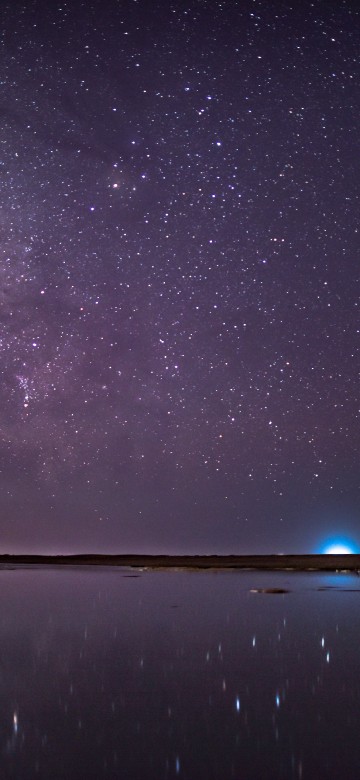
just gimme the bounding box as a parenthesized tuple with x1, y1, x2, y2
(0, 553, 359, 571)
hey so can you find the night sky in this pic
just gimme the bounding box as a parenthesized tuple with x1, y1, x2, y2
(1, 0, 359, 554)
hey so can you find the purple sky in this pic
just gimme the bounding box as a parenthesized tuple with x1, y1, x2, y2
(1, 0, 359, 553)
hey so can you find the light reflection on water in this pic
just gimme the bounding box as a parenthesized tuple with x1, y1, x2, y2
(0, 568, 359, 779)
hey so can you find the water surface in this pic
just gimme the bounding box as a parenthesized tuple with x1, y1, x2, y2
(0, 568, 359, 779)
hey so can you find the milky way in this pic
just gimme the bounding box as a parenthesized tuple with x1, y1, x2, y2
(1, 0, 359, 552)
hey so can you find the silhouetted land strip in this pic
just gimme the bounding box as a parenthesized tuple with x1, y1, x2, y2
(0, 554, 359, 571)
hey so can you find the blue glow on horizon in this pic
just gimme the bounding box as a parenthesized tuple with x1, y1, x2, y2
(321, 538, 358, 554)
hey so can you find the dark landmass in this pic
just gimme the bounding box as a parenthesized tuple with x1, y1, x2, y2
(0, 554, 359, 571)
(250, 588, 291, 594)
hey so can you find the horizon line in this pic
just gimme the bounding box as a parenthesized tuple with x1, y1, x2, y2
(0, 552, 359, 572)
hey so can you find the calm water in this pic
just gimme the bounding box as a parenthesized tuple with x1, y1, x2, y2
(0, 567, 359, 779)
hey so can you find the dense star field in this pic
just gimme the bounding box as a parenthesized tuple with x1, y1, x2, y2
(0, 0, 359, 553)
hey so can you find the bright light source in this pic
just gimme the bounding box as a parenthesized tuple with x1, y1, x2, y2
(322, 541, 356, 554)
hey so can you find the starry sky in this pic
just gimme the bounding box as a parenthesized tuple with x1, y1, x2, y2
(1, 0, 359, 553)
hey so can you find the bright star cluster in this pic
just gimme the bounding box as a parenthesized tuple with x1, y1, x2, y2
(0, 0, 359, 551)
